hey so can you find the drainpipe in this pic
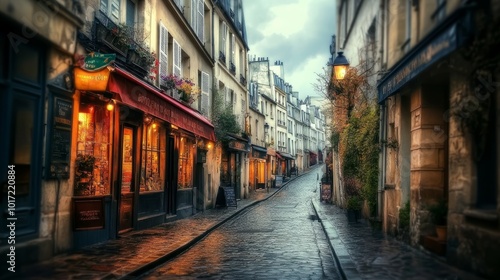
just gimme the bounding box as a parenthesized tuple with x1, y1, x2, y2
(377, 0, 387, 222)
(378, 104, 387, 221)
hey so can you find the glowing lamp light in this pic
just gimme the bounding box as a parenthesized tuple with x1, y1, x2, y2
(332, 51, 349, 80)
(206, 142, 213, 149)
(106, 100, 114, 111)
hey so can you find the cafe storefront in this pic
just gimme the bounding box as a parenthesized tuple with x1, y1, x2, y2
(249, 144, 267, 190)
(221, 134, 249, 199)
(71, 54, 215, 247)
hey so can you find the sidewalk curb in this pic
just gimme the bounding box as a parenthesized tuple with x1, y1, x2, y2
(312, 199, 362, 280)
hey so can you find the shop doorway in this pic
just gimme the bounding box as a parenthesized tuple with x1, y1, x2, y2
(119, 126, 135, 233)
(166, 135, 176, 215)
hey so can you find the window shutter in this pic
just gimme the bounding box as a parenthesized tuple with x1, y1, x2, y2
(173, 39, 181, 77)
(197, 0, 204, 42)
(100, 0, 108, 13)
(231, 34, 235, 63)
(201, 71, 210, 116)
(191, 0, 197, 30)
(220, 22, 227, 56)
(111, 0, 120, 22)
(159, 22, 168, 87)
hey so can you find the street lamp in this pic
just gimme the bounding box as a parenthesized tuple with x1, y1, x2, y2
(332, 51, 349, 80)
(264, 122, 269, 146)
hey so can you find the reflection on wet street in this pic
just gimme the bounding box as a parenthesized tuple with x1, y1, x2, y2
(141, 170, 341, 279)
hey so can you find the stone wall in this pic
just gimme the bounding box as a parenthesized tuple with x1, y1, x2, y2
(410, 85, 448, 245)
(447, 53, 500, 278)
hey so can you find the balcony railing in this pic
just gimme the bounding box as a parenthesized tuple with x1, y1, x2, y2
(240, 74, 246, 86)
(93, 11, 153, 79)
(229, 61, 236, 75)
(219, 51, 226, 65)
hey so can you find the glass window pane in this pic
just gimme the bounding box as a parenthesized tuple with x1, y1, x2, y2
(13, 43, 39, 83)
(75, 102, 112, 196)
(12, 97, 35, 195)
(140, 123, 165, 192)
(178, 136, 194, 189)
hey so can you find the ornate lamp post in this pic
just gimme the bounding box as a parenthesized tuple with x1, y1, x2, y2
(332, 51, 349, 81)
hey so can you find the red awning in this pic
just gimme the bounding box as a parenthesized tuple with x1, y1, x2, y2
(107, 67, 215, 141)
(309, 151, 317, 156)
(276, 153, 283, 160)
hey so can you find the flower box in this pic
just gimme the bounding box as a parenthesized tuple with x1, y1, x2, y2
(95, 23, 128, 57)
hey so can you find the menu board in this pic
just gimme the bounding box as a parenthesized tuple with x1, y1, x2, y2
(275, 175, 283, 187)
(47, 96, 73, 179)
(216, 187, 237, 208)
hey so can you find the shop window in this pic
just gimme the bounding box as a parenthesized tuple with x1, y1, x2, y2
(13, 43, 39, 83)
(12, 97, 35, 196)
(178, 136, 194, 189)
(75, 101, 112, 196)
(140, 122, 166, 192)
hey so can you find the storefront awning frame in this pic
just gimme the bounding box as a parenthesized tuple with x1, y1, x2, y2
(107, 67, 215, 141)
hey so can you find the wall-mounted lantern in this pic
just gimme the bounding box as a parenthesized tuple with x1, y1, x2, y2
(332, 51, 350, 80)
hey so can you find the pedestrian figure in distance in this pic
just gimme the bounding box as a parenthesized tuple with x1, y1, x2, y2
(317, 173, 319, 180)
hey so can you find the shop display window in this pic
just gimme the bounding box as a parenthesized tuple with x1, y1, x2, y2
(178, 136, 194, 189)
(140, 122, 166, 192)
(75, 102, 112, 196)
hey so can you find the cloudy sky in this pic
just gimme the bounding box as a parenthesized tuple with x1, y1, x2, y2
(244, 0, 337, 100)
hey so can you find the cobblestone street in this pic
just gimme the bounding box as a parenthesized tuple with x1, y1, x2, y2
(141, 171, 341, 279)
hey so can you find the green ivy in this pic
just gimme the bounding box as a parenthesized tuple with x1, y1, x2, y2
(211, 89, 241, 145)
(341, 105, 379, 217)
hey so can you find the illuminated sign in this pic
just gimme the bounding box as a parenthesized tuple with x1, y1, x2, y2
(74, 67, 110, 91)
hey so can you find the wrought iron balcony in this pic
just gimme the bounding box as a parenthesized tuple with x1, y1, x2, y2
(219, 51, 226, 65)
(240, 74, 247, 86)
(229, 61, 236, 75)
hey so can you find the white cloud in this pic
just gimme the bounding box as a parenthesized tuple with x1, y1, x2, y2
(245, 0, 337, 99)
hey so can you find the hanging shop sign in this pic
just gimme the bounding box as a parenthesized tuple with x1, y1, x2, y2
(74, 53, 115, 91)
(81, 53, 116, 71)
(74, 67, 111, 91)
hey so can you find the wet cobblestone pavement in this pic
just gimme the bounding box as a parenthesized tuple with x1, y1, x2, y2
(141, 169, 341, 279)
(313, 200, 487, 280)
(8, 164, 487, 280)
(10, 187, 281, 280)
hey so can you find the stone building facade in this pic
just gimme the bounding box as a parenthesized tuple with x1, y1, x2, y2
(376, 0, 500, 277)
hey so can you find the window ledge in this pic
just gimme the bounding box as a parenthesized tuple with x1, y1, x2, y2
(464, 209, 498, 222)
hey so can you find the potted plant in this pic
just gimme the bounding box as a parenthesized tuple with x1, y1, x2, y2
(346, 195, 362, 223)
(428, 199, 448, 241)
(74, 154, 96, 196)
(344, 176, 362, 223)
(160, 74, 200, 104)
